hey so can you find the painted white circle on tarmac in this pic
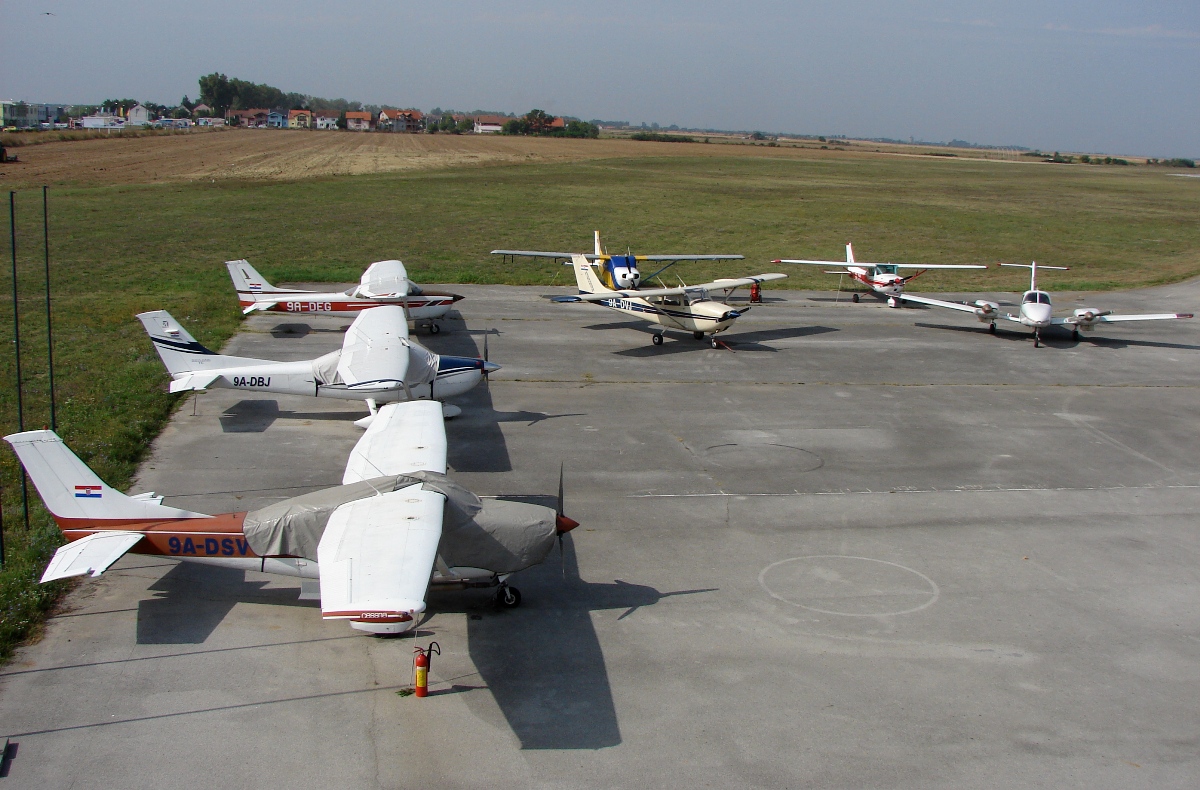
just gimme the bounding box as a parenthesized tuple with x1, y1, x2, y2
(759, 555, 940, 617)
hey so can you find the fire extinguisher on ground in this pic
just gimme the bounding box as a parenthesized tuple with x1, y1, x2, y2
(413, 641, 441, 698)
(750, 282, 762, 303)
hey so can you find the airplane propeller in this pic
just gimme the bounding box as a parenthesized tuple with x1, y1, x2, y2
(554, 462, 580, 578)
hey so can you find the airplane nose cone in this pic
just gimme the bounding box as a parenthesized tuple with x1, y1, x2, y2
(451, 293, 465, 303)
(483, 360, 501, 373)
(1024, 305, 1052, 326)
(556, 514, 580, 534)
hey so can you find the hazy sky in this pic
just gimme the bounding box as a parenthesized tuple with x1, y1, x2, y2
(5, 1, 1198, 157)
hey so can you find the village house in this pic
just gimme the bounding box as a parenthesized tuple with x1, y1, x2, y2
(126, 104, 152, 126)
(288, 109, 312, 129)
(378, 108, 424, 132)
(345, 111, 372, 131)
(191, 103, 212, 117)
(313, 110, 339, 130)
(227, 108, 269, 127)
(472, 114, 508, 134)
(267, 110, 287, 128)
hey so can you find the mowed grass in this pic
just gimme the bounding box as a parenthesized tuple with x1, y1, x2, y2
(2, 152, 1199, 660)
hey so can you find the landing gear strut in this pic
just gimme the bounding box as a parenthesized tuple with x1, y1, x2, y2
(495, 584, 522, 608)
(1033, 331, 1041, 348)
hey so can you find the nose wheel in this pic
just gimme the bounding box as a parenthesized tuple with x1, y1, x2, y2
(1033, 331, 1041, 348)
(988, 323, 997, 334)
(709, 336, 720, 349)
(495, 584, 522, 608)
(851, 293, 860, 303)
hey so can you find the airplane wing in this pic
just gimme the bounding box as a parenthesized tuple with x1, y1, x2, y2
(357, 259, 410, 298)
(492, 249, 583, 259)
(317, 485, 444, 626)
(892, 264, 987, 270)
(40, 531, 145, 582)
(898, 293, 987, 313)
(168, 372, 221, 393)
(559, 273, 787, 302)
(336, 305, 411, 388)
(633, 254, 744, 261)
(774, 259, 851, 267)
(343, 400, 448, 484)
(1053, 312, 1193, 326)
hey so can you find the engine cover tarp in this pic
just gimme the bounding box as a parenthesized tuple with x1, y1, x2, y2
(439, 499, 557, 574)
(244, 471, 479, 560)
(311, 350, 342, 385)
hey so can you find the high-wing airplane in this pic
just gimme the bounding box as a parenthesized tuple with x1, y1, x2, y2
(6, 400, 579, 634)
(899, 262, 1194, 347)
(138, 306, 496, 424)
(227, 259, 464, 332)
(774, 243, 987, 307)
(493, 232, 786, 347)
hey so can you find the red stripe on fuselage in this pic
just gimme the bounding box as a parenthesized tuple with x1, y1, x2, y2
(54, 512, 261, 558)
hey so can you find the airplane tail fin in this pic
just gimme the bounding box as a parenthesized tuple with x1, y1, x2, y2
(846, 243, 856, 265)
(1029, 261, 1037, 291)
(3, 430, 208, 525)
(226, 259, 285, 296)
(571, 253, 609, 295)
(137, 311, 269, 378)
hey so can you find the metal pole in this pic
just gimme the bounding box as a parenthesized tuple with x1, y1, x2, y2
(43, 185, 56, 431)
(10, 192, 29, 529)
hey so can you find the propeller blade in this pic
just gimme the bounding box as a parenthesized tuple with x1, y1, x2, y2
(557, 462, 564, 515)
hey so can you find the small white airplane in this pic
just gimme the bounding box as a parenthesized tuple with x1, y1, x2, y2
(6, 400, 580, 634)
(227, 259, 464, 332)
(493, 232, 786, 347)
(138, 306, 496, 424)
(899, 262, 1194, 347)
(774, 243, 986, 307)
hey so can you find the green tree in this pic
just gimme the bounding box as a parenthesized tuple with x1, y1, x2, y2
(198, 73, 235, 114)
(525, 108, 553, 134)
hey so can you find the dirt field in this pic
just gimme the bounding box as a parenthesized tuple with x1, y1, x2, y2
(0, 127, 1010, 187)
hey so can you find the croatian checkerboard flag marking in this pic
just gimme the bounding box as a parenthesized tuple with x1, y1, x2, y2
(74, 485, 102, 498)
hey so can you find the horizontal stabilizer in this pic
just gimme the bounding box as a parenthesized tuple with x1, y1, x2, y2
(169, 372, 220, 393)
(40, 531, 144, 582)
(243, 301, 279, 315)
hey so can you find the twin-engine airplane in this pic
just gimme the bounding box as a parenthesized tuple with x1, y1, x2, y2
(6, 400, 580, 634)
(228, 259, 463, 332)
(493, 232, 786, 347)
(899, 262, 1194, 347)
(139, 306, 496, 424)
(774, 243, 986, 307)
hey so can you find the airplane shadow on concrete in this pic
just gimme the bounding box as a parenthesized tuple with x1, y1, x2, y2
(913, 322, 1200, 351)
(219, 400, 364, 433)
(135, 562, 315, 645)
(426, 533, 715, 750)
(269, 322, 352, 338)
(612, 325, 838, 357)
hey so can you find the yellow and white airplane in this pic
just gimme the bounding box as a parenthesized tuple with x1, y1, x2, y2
(493, 232, 786, 347)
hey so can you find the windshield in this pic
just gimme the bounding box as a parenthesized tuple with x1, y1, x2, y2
(683, 287, 709, 306)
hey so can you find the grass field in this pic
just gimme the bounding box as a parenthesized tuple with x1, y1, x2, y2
(2, 135, 1199, 660)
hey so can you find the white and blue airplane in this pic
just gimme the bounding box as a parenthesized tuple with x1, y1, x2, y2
(899, 262, 1193, 347)
(138, 306, 497, 424)
(493, 232, 786, 347)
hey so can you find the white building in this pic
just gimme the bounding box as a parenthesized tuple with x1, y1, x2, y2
(126, 104, 152, 126)
(473, 114, 507, 134)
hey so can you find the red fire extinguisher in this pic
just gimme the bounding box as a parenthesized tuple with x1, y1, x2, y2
(750, 282, 762, 303)
(413, 641, 440, 698)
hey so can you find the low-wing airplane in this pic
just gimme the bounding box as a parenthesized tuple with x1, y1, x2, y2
(899, 262, 1194, 347)
(6, 400, 580, 634)
(774, 243, 987, 307)
(227, 259, 464, 332)
(138, 306, 496, 424)
(493, 232, 786, 347)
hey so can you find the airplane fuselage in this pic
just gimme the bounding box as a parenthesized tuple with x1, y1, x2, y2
(238, 291, 462, 319)
(594, 295, 737, 335)
(1016, 290, 1054, 328)
(176, 356, 488, 403)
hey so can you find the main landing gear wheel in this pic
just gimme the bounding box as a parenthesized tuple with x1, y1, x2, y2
(495, 585, 522, 608)
(709, 337, 720, 349)
(428, 322, 440, 334)
(693, 331, 705, 340)
(887, 297, 898, 308)
(652, 333, 664, 346)
(851, 293, 860, 303)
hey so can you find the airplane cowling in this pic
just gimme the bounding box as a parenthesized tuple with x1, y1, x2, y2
(606, 255, 642, 290)
(973, 300, 1000, 322)
(438, 499, 558, 575)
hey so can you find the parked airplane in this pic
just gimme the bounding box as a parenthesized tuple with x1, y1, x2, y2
(227, 259, 464, 332)
(138, 306, 495, 424)
(6, 400, 579, 634)
(774, 243, 986, 307)
(493, 232, 786, 347)
(899, 262, 1194, 347)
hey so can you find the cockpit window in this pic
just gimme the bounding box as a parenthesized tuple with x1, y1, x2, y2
(683, 287, 709, 306)
(1038, 292, 1051, 304)
(1023, 292, 1037, 304)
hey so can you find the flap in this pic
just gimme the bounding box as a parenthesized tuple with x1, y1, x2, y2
(344, 401, 447, 483)
(317, 485, 444, 621)
(337, 305, 410, 387)
(40, 531, 144, 582)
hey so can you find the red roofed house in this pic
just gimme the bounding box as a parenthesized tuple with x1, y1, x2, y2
(288, 109, 312, 129)
(345, 111, 373, 131)
(228, 108, 269, 128)
(379, 108, 424, 132)
(313, 110, 339, 130)
(472, 114, 508, 134)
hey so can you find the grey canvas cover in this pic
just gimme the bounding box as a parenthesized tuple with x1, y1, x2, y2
(439, 498, 558, 574)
